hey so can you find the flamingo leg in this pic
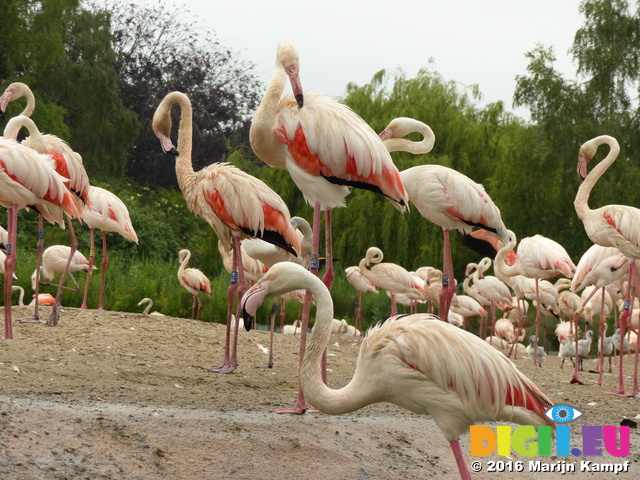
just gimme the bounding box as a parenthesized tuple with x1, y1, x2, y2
(20, 215, 45, 323)
(279, 298, 286, 332)
(570, 310, 586, 384)
(607, 264, 635, 396)
(260, 301, 277, 369)
(81, 228, 96, 309)
(438, 229, 455, 321)
(276, 202, 322, 414)
(46, 215, 76, 326)
(4, 205, 18, 339)
(620, 264, 640, 397)
(450, 440, 472, 480)
(508, 309, 527, 359)
(321, 209, 334, 289)
(98, 230, 108, 310)
(355, 290, 362, 336)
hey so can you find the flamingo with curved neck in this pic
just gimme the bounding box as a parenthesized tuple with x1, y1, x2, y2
(0, 82, 35, 117)
(241, 262, 554, 480)
(574, 135, 640, 396)
(152, 91, 300, 373)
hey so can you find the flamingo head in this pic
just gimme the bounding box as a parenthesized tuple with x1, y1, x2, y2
(276, 39, 303, 108)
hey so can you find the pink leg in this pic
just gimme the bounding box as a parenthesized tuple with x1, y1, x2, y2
(81, 228, 96, 309)
(439, 229, 455, 321)
(47, 215, 78, 326)
(20, 215, 45, 323)
(279, 298, 286, 331)
(449, 440, 472, 480)
(608, 265, 635, 396)
(98, 231, 108, 310)
(4, 205, 18, 339)
(533, 279, 541, 366)
(277, 202, 323, 414)
(355, 291, 362, 336)
(620, 265, 640, 397)
(570, 311, 586, 384)
(321, 209, 334, 289)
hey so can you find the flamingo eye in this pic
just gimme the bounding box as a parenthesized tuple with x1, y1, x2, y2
(545, 404, 583, 423)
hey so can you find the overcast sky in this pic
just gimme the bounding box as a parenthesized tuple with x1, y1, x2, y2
(187, 1, 585, 119)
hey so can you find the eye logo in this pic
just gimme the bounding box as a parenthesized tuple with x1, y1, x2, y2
(545, 404, 583, 423)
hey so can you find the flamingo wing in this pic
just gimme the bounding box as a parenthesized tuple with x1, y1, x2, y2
(276, 91, 407, 208)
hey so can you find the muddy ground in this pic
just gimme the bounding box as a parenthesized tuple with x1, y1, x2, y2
(1, 305, 639, 479)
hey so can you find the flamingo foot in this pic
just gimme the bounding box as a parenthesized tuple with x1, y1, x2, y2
(258, 364, 274, 369)
(202, 363, 237, 374)
(275, 406, 306, 415)
(570, 375, 586, 385)
(18, 317, 44, 324)
(606, 388, 627, 396)
(45, 312, 59, 326)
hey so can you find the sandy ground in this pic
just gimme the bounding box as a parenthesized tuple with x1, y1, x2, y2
(1, 305, 639, 479)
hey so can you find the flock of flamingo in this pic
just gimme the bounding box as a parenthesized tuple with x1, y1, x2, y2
(2, 38, 639, 479)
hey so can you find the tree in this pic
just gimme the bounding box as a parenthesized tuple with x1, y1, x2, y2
(0, 0, 139, 178)
(95, 0, 263, 187)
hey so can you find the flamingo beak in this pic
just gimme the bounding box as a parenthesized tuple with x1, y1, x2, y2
(241, 282, 271, 331)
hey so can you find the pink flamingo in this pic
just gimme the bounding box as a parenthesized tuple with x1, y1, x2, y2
(250, 39, 407, 290)
(31, 245, 94, 295)
(450, 293, 488, 331)
(358, 247, 426, 316)
(345, 265, 378, 336)
(400, 164, 509, 324)
(492, 230, 575, 367)
(0, 82, 35, 117)
(377, 118, 509, 323)
(1, 138, 82, 338)
(80, 185, 138, 310)
(177, 249, 211, 320)
(242, 262, 554, 480)
(152, 91, 300, 374)
(4, 115, 90, 324)
(574, 135, 640, 395)
(466, 257, 513, 338)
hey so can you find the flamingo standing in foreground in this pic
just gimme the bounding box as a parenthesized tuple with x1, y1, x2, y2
(574, 135, 640, 396)
(4, 114, 91, 325)
(152, 91, 300, 374)
(345, 265, 378, 336)
(80, 185, 138, 310)
(1, 138, 82, 338)
(177, 249, 211, 320)
(241, 262, 554, 480)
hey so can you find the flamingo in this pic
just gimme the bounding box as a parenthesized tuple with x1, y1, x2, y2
(492, 230, 575, 367)
(152, 91, 300, 374)
(80, 185, 138, 310)
(400, 163, 509, 323)
(250, 38, 407, 291)
(466, 257, 513, 337)
(1, 137, 82, 338)
(450, 294, 488, 331)
(137, 298, 165, 316)
(241, 262, 554, 480)
(177, 249, 211, 320)
(358, 247, 426, 316)
(32, 245, 95, 299)
(574, 135, 640, 395)
(570, 244, 628, 383)
(345, 265, 378, 336)
(0, 82, 35, 117)
(4, 110, 91, 327)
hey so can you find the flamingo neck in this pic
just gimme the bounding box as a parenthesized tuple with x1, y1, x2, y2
(574, 137, 619, 220)
(384, 124, 435, 154)
(299, 271, 371, 414)
(169, 94, 195, 196)
(250, 65, 288, 169)
(495, 235, 521, 279)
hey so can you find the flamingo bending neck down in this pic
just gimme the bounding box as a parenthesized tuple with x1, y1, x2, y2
(241, 262, 554, 480)
(152, 90, 300, 374)
(177, 249, 211, 320)
(574, 135, 640, 396)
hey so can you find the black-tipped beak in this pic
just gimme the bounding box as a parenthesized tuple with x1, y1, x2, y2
(295, 93, 304, 108)
(167, 147, 179, 156)
(242, 309, 254, 331)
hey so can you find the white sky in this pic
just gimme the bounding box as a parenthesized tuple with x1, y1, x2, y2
(186, 0, 585, 119)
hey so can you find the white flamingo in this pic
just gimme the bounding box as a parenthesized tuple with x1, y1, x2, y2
(241, 262, 554, 480)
